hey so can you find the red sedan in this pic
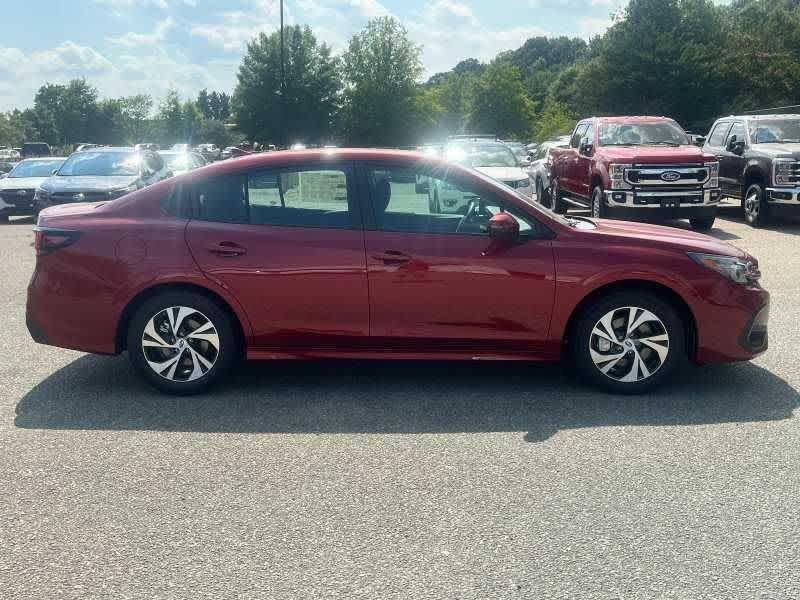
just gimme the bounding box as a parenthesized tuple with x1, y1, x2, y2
(27, 149, 769, 395)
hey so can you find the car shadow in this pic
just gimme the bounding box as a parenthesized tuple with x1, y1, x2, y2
(14, 356, 798, 442)
(716, 205, 800, 234)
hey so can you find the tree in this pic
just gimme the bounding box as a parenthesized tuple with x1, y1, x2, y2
(158, 90, 184, 144)
(534, 101, 577, 141)
(234, 25, 340, 145)
(468, 62, 536, 138)
(197, 89, 212, 119)
(119, 94, 153, 143)
(340, 17, 424, 146)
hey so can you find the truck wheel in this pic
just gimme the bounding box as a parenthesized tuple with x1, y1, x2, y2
(689, 216, 715, 231)
(570, 291, 686, 395)
(551, 179, 567, 214)
(743, 183, 769, 227)
(428, 190, 441, 214)
(591, 186, 606, 218)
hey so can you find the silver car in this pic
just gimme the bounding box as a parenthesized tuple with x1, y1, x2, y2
(528, 136, 570, 209)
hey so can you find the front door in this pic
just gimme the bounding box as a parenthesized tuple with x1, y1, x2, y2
(719, 121, 747, 199)
(185, 165, 370, 349)
(361, 163, 556, 355)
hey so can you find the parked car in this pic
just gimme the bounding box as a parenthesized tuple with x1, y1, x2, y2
(28, 148, 769, 396)
(134, 143, 160, 152)
(529, 135, 571, 207)
(34, 147, 170, 210)
(171, 143, 191, 153)
(430, 141, 533, 213)
(703, 114, 800, 226)
(549, 116, 721, 231)
(221, 146, 237, 160)
(0, 147, 21, 160)
(74, 143, 101, 152)
(158, 151, 207, 176)
(196, 143, 221, 162)
(21, 142, 51, 158)
(503, 141, 531, 167)
(0, 161, 17, 176)
(0, 157, 65, 222)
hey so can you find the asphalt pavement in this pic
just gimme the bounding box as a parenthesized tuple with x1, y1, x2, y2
(1, 207, 799, 599)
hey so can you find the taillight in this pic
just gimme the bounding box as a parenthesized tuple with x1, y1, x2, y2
(33, 227, 80, 256)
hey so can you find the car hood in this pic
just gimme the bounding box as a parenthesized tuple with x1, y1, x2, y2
(590, 218, 746, 258)
(750, 142, 800, 158)
(597, 145, 715, 164)
(40, 175, 139, 193)
(474, 166, 528, 181)
(0, 176, 49, 190)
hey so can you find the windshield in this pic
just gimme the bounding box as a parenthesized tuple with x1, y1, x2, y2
(160, 153, 197, 171)
(749, 120, 800, 143)
(9, 159, 63, 178)
(57, 151, 140, 176)
(599, 121, 690, 146)
(446, 144, 519, 168)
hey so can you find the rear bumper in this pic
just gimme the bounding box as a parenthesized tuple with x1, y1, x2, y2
(604, 188, 720, 220)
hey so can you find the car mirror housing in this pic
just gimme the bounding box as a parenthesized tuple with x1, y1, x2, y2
(488, 212, 520, 244)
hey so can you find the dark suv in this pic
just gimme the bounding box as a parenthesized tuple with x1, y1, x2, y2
(703, 114, 800, 226)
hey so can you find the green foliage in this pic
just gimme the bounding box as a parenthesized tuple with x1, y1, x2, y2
(534, 102, 578, 142)
(340, 17, 424, 146)
(468, 62, 536, 139)
(234, 25, 340, 145)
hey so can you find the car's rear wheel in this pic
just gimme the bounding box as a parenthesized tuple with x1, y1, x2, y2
(570, 291, 686, 394)
(689, 216, 715, 231)
(127, 291, 239, 395)
(743, 183, 769, 227)
(551, 178, 567, 214)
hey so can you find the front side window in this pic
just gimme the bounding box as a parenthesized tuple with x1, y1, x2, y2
(570, 124, 589, 148)
(707, 122, 731, 147)
(598, 121, 690, 146)
(9, 159, 63, 178)
(749, 119, 800, 144)
(726, 122, 747, 146)
(367, 166, 538, 237)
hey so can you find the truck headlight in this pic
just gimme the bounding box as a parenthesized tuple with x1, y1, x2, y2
(108, 184, 137, 199)
(34, 188, 51, 202)
(704, 161, 719, 188)
(609, 163, 632, 190)
(773, 158, 796, 187)
(688, 252, 760, 285)
(516, 177, 531, 188)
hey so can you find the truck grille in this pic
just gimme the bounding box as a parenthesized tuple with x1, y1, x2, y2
(0, 189, 36, 208)
(625, 165, 709, 187)
(779, 160, 800, 185)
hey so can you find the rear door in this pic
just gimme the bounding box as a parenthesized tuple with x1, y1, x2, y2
(185, 163, 370, 349)
(360, 162, 556, 355)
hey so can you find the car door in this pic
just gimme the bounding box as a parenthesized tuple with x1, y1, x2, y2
(561, 123, 588, 195)
(704, 121, 732, 195)
(572, 122, 595, 199)
(360, 162, 556, 355)
(719, 121, 747, 199)
(185, 163, 370, 349)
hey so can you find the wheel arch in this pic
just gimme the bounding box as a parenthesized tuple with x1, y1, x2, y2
(562, 279, 698, 360)
(743, 165, 766, 196)
(115, 281, 248, 354)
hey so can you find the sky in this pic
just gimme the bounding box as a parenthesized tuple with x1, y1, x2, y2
(0, 0, 630, 111)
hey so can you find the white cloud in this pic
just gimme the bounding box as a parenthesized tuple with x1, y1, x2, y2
(578, 16, 614, 38)
(348, 0, 391, 19)
(107, 17, 175, 47)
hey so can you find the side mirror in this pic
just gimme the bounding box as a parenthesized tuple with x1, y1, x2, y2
(693, 136, 706, 147)
(487, 212, 520, 246)
(520, 157, 532, 168)
(727, 137, 745, 155)
(51, 169, 58, 175)
(579, 137, 594, 155)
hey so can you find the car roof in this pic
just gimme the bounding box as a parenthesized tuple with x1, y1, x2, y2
(80, 146, 137, 153)
(591, 116, 677, 124)
(721, 114, 800, 121)
(19, 156, 65, 161)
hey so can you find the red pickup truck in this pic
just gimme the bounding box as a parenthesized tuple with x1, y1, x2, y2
(547, 116, 721, 231)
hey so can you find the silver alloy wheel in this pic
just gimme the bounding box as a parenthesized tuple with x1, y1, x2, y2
(592, 189, 601, 217)
(141, 306, 220, 382)
(589, 306, 670, 382)
(745, 188, 760, 221)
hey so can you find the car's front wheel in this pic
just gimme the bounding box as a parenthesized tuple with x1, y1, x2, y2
(536, 178, 550, 208)
(570, 291, 686, 394)
(551, 178, 567, 214)
(744, 183, 769, 227)
(127, 291, 240, 395)
(591, 185, 606, 218)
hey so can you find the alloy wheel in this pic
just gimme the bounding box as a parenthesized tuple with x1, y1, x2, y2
(592, 189, 602, 217)
(745, 188, 760, 222)
(141, 306, 220, 382)
(589, 306, 670, 383)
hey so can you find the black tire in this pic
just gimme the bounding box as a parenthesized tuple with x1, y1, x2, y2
(743, 182, 769, 227)
(551, 178, 567, 214)
(570, 291, 687, 395)
(536, 178, 551, 208)
(429, 190, 441, 214)
(689, 216, 715, 231)
(127, 291, 240, 395)
(0, 214, 9, 224)
(590, 185, 606, 218)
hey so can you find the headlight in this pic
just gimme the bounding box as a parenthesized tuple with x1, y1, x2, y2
(609, 163, 632, 190)
(704, 161, 719, 188)
(108, 184, 137, 199)
(688, 252, 760, 284)
(516, 177, 531, 188)
(773, 158, 797, 187)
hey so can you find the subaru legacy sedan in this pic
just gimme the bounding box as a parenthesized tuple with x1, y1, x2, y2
(27, 149, 769, 395)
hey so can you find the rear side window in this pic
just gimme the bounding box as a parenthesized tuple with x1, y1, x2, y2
(194, 174, 248, 223)
(707, 122, 731, 147)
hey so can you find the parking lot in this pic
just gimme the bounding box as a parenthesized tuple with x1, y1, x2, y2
(1, 207, 799, 598)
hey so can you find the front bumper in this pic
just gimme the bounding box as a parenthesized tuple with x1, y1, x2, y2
(604, 187, 720, 220)
(765, 186, 800, 215)
(0, 192, 37, 215)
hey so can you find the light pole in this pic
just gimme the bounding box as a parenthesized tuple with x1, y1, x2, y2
(279, 0, 286, 149)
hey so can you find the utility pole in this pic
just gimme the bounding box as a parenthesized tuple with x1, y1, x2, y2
(279, 0, 286, 149)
